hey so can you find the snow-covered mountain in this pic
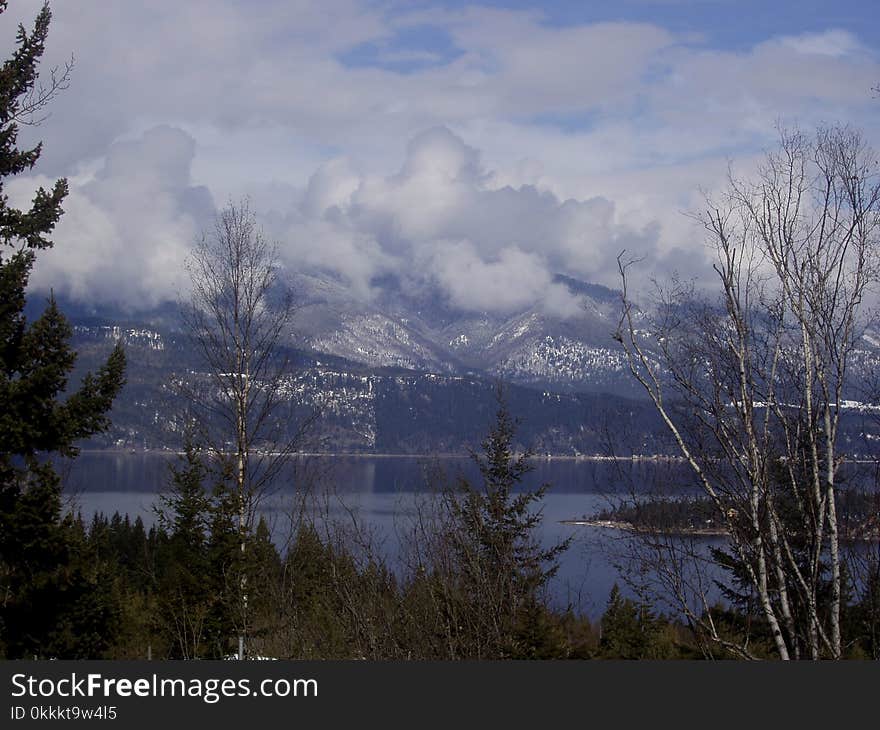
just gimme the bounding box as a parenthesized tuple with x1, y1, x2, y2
(54, 269, 658, 453)
(40, 268, 880, 455)
(289, 270, 639, 396)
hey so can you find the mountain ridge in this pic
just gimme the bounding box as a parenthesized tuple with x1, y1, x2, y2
(33, 268, 880, 456)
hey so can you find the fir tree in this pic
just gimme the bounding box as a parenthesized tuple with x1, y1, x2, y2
(204, 463, 244, 657)
(598, 584, 672, 659)
(441, 386, 571, 658)
(154, 439, 213, 658)
(0, 2, 126, 658)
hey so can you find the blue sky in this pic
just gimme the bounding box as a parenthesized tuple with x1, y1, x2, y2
(3, 0, 878, 312)
(422, 0, 880, 49)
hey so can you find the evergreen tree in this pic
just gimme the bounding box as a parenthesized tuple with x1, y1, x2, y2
(0, 2, 126, 658)
(153, 444, 289, 658)
(440, 387, 571, 658)
(204, 464, 243, 657)
(154, 439, 213, 658)
(277, 524, 350, 659)
(156, 440, 211, 556)
(245, 516, 283, 655)
(86, 511, 157, 659)
(599, 584, 644, 659)
(598, 584, 674, 659)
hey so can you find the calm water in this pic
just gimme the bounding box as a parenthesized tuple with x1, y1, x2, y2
(58, 451, 716, 619)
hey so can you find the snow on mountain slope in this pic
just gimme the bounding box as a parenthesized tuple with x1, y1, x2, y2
(308, 312, 458, 373)
(290, 270, 633, 392)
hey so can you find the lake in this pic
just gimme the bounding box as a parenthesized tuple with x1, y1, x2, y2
(58, 451, 718, 619)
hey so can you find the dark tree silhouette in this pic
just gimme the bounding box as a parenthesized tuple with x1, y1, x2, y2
(0, 1, 126, 658)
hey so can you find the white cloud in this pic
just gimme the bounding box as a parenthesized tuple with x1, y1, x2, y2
(271, 126, 673, 314)
(301, 157, 362, 217)
(428, 240, 557, 314)
(4, 0, 877, 315)
(23, 126, 213, 309)
(778, 29, 866, 58)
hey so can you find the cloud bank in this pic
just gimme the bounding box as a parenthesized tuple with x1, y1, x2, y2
(278, 126, 666, 316)
(2, 1, 876, 314)
(23, 124, 671, 316)
(21, 127, 213, 309)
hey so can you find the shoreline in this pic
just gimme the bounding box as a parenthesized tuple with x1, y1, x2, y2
(562, 518, 880, 542)
(77, 447, 687, 462)
(559, 518, 728, 537)
(78, 448, 880, 465)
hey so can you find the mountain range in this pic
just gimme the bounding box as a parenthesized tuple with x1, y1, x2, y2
(33, 270, 880, 456)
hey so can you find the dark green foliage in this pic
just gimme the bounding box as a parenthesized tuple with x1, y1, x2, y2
(0, 2, 67, 248)
(0, 2, 126, 658)
(846, 551, 880, 659)
(156, 440, 211, 557)
(55, 502, 711, 660)
(239, 515, 286, 656)
(203, 466, 245, 657)
(511, 599, 571, 659)
(411, 389, 573, 658)
(594, 496, 721, 534)
(41, 516, 125, 659)
(148, 444, 290, 658)
(153, 440, 216, 658)
(272, 524, 399, 659)
(269, 524, 355, 658)
(455, 395, 570, 596)
(85, 511, 159, 658)
(0, 510, 129, 659)
(599, 584, 667, 659)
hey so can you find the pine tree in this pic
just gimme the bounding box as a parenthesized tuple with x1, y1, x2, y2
(156, 439, 211, 558)
(154, 439, 213, 658)
(0, 2, 126, 658)
(245, 516, 282, 655)
(204, 464, 243, 657)
(598, 584, 672, 659)
(441, 386, 571, 658)
(599, 584, 642, 658)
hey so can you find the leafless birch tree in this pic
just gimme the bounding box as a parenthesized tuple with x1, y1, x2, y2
(614, 125, 880, 659)
(182, 199, 314, 658)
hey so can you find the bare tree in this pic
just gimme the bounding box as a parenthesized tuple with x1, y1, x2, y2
(614, 124, 880, 659)
(181, 199, 314, 658)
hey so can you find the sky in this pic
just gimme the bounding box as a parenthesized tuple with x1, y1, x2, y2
(4, 0, 879, 314)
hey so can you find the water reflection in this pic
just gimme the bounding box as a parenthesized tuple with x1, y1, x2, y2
(58, 452, 715, 618)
